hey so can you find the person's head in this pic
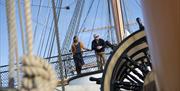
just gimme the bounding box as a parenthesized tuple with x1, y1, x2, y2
(73, 36, 78, 43)
(93, 34, 100, 40)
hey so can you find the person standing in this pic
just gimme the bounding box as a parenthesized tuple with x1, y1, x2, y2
(71, 36, 89, 75)
(91, 34, 106, 70)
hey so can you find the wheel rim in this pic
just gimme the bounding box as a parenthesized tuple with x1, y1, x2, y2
(102, 30, 152, 91)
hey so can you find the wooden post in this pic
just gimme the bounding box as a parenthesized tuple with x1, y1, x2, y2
(143, 0, 180, 91)
(111, 0, 125, 43)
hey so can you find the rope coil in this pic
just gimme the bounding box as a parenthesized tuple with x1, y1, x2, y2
(20, 56, 58, 91)
(20, 0, 58, 91)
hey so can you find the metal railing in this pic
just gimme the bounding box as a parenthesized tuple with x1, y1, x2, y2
(0, 49, 112, 87)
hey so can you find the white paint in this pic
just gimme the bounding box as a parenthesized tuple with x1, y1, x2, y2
(56, 73, 102, 91)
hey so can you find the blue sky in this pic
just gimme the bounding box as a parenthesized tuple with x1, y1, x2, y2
(0, 0, 143, 66)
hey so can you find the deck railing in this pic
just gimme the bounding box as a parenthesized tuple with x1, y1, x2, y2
(0, 49, 112, 87)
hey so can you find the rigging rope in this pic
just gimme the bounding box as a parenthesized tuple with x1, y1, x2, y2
(46, 0, 62, 62)
(17, 0, 26, 87)
(74, 0, 85, 36)
(23, 0, 33, 55)
(15, 43, 20, 88)
(43, 23, 53, 58)
(43, 0, 61, 58)
(18, 0, 26, 55)
(47, 31, 55, 62)
(37, 1, 51, 56)
(87, 0, 101, 48)
(122, 0, 131, 33)
(37, 27, 45, 55)
(107, 0, 115, 43)
(77, 0, 95, 36)
(135, 0, 142, 9)
(51, 0, 65, 90)
(6, 0, 17, 87)
(38, 10, 51, 56)
(19, 0, 58, 91)
(33, 0, 43, 43)
(38, 0, 52, 57)
(36, 0, 51, 56)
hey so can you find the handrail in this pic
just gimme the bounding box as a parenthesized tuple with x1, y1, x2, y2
(0, 49, 111, 87)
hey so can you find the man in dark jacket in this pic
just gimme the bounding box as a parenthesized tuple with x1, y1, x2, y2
(91, 34, 106, 70)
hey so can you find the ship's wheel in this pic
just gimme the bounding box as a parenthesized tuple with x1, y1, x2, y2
(101, 30, 152, 91)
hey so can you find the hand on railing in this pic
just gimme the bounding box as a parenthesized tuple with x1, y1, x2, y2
(105, 41, 117, 50)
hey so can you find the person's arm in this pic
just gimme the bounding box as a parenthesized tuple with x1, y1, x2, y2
(80, 42, 90, 51)
(105, 40, 116, 50)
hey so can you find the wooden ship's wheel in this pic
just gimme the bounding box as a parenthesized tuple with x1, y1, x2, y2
(101, 30, 152, 91)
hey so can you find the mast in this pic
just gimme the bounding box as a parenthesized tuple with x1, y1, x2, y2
(110, 0, 125, 43)
(143, 0, 180, 91)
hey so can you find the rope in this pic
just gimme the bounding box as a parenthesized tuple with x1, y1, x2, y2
(40, 0, 62, 57)
(74, 0, 85, 36)
(18, 0, 26, 54)
(24, 0, 33, 55)
(135, 0, 142, 9)
(47, 32, 55, 62)
(35, 0, 51, 55)
(20, 0, 58, 91)
(38, 0, 51, 56)
(14, 17, 20, 88)
(33, 0, 43, 43)
(37, 0, 51, 56)
(52, 0, 65, 90)
(36, 28, 44, 55)
(77, 0, 95, 36)
(43, 24, 53, 57)
(6, 0, 17, 87)
(87, 0, 101, 48)
(46, 0, 61, 60)
(122, 0, 131, 33)
(44, 1, 59, 57)
(106, 0, 115, 43)
(21, 56, 57, 91)
(17, 0, 25, 88)
(46, 0, 62, 61)
(15, 40, 20, 88)
(43, 0, 61, 58)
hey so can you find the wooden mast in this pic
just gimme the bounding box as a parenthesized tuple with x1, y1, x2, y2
(111, 0, 125, 43)
(143, 0, 180, 91)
